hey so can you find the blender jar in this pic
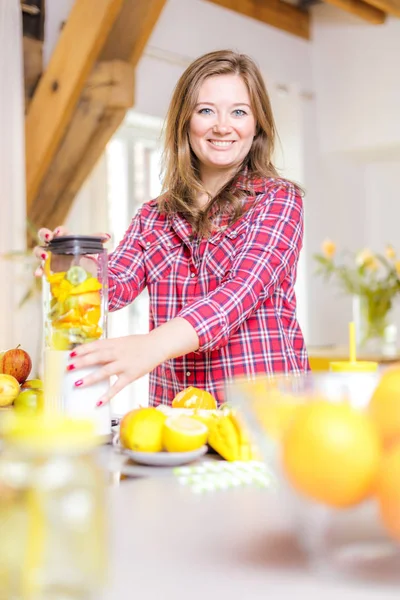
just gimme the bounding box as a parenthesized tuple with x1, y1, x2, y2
(42, 235, 111, 438)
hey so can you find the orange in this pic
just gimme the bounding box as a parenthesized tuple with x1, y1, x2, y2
(172, 386, 217, 410)
(376, 443, 400, 542)
(369, 366, 400, 449)
(282, 400, 382, 508)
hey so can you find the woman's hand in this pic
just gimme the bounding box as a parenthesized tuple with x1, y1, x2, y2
(33, 226, 69, 276)
(67, 334, 166, 407)
(33, 226, 111, 276)
(67, 318, 199, 406)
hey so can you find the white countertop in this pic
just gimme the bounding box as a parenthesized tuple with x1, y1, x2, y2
(99, 448, 400, 600)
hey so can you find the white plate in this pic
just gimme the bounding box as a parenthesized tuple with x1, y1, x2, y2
(113, 437, 208, 467)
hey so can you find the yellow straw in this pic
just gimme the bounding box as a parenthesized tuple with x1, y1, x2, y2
(349, 321, 357, 363)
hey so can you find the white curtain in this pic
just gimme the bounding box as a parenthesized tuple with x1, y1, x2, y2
(0, 1, 28, 352)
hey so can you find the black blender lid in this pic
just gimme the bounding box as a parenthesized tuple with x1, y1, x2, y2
(47, 235, 107, 254)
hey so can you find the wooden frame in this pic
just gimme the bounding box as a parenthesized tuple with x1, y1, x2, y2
(25, 0, 125, 210)
(205, 0, 310, 40)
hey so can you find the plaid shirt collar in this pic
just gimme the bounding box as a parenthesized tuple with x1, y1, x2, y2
(166, 169, 276, 244)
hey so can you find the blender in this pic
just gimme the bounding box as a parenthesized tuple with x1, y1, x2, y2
(42, 235, 111, 439)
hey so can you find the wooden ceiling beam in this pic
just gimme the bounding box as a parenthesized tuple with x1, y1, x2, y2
(205, 0, 310, 40)
(28, 61, 134, 233)
(361, 0, 400, 17)
(100, 0, 168, 66)
(26, 0, 167, 236)
(25, 0, 125, 211)
(323, 0, 386, 23)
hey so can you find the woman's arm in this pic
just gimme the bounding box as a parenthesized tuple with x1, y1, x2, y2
(177, 182, 304, 352)
(34, 211, 148, 312)
(66, 317, 199, 405)
(107, 209, 147, 311)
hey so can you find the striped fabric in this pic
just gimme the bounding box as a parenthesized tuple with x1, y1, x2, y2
(108, 174, 309, 406)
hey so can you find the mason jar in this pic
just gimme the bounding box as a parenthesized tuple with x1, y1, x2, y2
(0, 413, 108, 599)
(42, 235, 111, 438)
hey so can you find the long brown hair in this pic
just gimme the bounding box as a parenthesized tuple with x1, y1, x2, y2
(160, 49, 281, 237)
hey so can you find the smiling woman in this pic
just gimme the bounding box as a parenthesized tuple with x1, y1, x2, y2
(35, 49, 309, 407)
(189, 74, 257, 193)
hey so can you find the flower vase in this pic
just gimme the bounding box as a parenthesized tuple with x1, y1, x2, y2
(352, 294, 397, 356)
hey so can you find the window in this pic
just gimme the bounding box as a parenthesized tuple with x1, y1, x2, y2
(106, 113, 163, 414)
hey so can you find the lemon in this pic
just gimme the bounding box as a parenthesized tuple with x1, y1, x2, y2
(119, 407, 166, 453)
(163, 415, 208, 452)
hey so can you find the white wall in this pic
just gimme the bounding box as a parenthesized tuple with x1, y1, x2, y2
(312, 9, 400, 155)
(0, 2, 36, 367)
(134, 0, 313, 118)
(306, 7, 400, 344)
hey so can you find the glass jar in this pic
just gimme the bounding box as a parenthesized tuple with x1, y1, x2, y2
(228, 374, 400, 584)
(0, 413, 108, 599)
(352, 294, 397, 356)
(42, 235, 111, 439)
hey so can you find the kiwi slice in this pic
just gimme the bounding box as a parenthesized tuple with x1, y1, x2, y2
(66, 266, 88, 286)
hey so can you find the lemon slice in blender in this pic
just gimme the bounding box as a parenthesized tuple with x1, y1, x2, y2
(66, 266, 88, 286)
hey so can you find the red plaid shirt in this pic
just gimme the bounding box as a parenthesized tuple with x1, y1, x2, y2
(108, 175, 309, 406)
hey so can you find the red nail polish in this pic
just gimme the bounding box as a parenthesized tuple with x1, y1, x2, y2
(45, 233, 50, 240)
(55, 228, 60, 235)
(41, 253, 47, 260)
(70, 351, 77, 358)
(75, 379, 83, 387)
(66, 364, 75, 371)
(96, 400, 103, 407)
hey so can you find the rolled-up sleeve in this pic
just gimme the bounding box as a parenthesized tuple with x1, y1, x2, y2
(107, 209, 146, 311)
(178, 184, 304, 352)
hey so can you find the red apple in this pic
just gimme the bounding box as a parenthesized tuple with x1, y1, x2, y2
(0, 346, 32, 384)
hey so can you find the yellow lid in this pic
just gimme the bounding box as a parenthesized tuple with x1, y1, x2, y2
(328, 321, 379, 373)
(329, 360, 378, 373)
(0, 413, 97, 452)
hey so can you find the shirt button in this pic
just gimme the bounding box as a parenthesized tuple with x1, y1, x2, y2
(190, 272, 195, 278)
(186, 371, 191, 377)
(146, 241, 151, 247)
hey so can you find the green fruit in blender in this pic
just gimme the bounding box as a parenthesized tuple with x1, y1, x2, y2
(66, 266, 88, 286)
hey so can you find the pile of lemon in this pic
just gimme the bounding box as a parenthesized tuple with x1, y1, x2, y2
(119, 386, 254, 461)
(252, 368, 400, 544)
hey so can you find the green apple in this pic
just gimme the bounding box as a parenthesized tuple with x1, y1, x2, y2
(21, 379, 43, 391)
(14, 388, 43, 412)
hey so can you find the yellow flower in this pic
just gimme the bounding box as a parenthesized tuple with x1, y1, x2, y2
(395, 261, 400, 277)
(321, 239, 336, 259)
(385, 245, 396, 260)
(356, 248, 375, 268)
(368, 258, 379, 272)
